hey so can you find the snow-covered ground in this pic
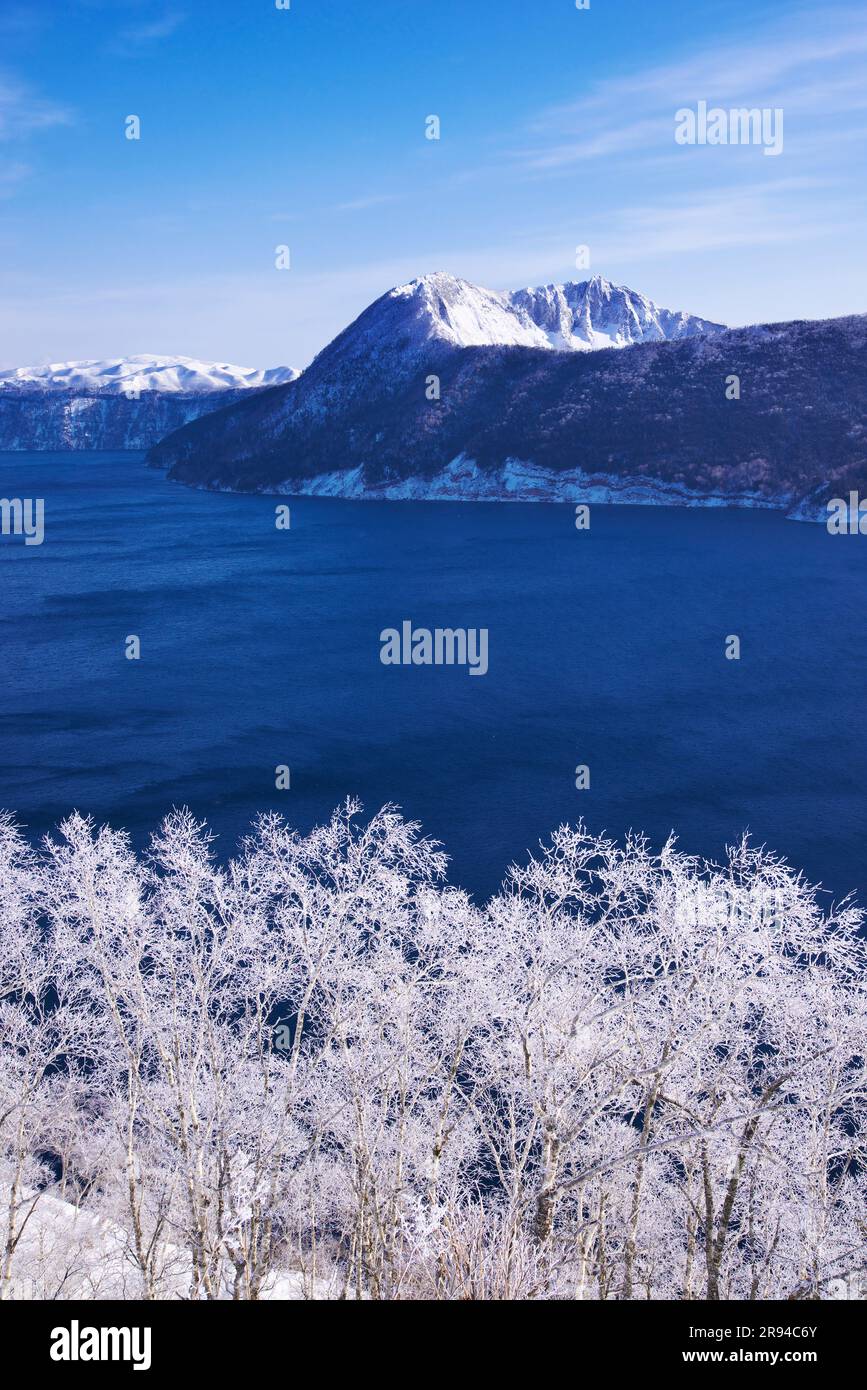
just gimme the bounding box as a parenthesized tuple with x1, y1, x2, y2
(2, 1190, 346, 1300)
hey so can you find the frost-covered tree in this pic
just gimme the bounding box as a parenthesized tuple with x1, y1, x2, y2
(0, 802, 864, 1300)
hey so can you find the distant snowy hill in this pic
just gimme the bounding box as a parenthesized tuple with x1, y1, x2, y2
(0, 354, 299, 395)
(0, 355, 299, 450)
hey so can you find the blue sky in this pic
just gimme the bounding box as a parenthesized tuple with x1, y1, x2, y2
(1, 0, 866, 369)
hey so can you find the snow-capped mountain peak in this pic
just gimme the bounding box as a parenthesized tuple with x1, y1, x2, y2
(508, 276, 723, 349)
(387, 273, 553, 349)
(0, 354, 299, 395)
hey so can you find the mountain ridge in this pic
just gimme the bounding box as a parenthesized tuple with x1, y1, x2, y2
(152, 271, 723, 454)
(0, 354, 299, 395)
(9, 273, 867, 521)
(308, 271, 724, 366)
(145, 282, 867, 522)
(0, 355, 300, 450)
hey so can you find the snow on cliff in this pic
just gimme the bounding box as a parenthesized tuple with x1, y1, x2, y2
(385, 272, 724, 353)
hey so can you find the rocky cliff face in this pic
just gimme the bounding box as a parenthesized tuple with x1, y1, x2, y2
(0, 389, 254, 451)
(507, 276, 722, 350)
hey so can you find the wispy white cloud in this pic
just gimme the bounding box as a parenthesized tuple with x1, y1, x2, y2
(513, 118, 667, 171)
(109, 11, 185, 54)
(595, 180, 841, 262)
(515, 6, 867, 170)
(335, 193, 405, 213)
(0, 72, 72, 141)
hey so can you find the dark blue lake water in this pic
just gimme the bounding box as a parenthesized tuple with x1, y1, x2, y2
(1, 451, 865, 905)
